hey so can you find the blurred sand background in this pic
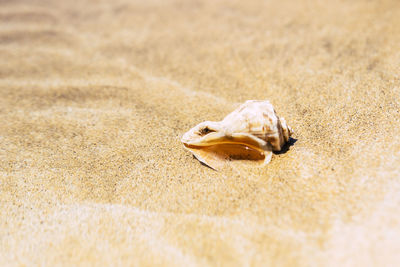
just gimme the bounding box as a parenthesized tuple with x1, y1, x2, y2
(1, 0, 400, 266)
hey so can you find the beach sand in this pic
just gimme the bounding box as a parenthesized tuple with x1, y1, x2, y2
(1, 0, 400, 265)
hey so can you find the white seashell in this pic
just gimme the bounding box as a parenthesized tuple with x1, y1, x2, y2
(181, 100, 293, 170)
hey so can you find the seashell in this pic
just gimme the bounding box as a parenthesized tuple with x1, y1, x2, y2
(181, 100, 293, 170)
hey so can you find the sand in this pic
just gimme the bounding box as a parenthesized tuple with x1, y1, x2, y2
(1, 0, 400, 266)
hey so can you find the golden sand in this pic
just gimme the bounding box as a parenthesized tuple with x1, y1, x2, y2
(1, 0, 400, 265)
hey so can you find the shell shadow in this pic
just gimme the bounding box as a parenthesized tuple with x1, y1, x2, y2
(273, 137, 297, 155)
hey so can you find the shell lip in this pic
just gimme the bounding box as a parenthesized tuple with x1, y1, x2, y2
(182, 132, 269, 154)
(181, 131, 228, 147)
(182, 134, 273, 170)
(183, 141, 263, 152)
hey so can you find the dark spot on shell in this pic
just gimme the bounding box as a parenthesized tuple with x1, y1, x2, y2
(199, 127, 215, 136)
